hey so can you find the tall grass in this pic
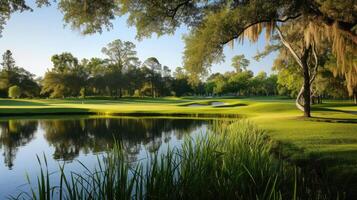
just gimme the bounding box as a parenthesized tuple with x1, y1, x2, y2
(12, 120, 340, 200)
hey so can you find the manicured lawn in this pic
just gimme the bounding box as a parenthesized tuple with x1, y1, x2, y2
(0, 96, 356, 184)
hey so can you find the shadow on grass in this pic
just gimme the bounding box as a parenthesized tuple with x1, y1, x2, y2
(215, 103, 247, 108)
(0, 99, 50, 106)
(307, 117, 357, 123)
(308, 106, 357, 123)
(273, 140, 357, 199)
(313, 106, 357, 115)
(0, 107, 93, 116)
(53, 97, 189, 105)
(306, 150, 357, 199)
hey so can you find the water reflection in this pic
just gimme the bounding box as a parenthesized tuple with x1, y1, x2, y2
(0, 120, 38, 169)
(0, 117, 207, 168)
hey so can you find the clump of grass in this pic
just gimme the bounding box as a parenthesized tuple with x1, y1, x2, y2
(12, 120, 340, 200)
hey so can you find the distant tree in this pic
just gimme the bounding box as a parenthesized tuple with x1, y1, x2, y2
(265, 74, 278, 96)
(1, 50, 16, 71)
(231, 54, 250, 73)
(102, 39, 138, 97)
(42, 52, 86, 98)
(41, 72, 66, 98)
(228, 71, 254, 96)
(8, 85, 20, 98)
(84, 58, 107, 95)
(172, 67, 192, 97)
(251, 71, 268, 95)
(142, 57, 162, 98)
(0, 50, 40, 97)
(160, 66, 173, 96)
(173, 67, 187, 80)
(213, 75, 228, 96)
(51, 52, 78, 73)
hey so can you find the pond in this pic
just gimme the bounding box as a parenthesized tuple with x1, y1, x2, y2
(0, 116, 211, 198)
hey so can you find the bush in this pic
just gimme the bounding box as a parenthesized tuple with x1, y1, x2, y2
(80, 87, 86, 98)
(8, 85, 21, 99)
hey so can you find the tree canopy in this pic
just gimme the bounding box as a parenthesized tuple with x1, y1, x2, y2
(231, 54, 250, 73)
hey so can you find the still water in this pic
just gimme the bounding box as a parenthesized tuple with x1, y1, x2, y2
(0, 117, 210, 198)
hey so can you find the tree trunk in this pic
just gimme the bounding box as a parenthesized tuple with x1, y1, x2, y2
(151, 79, 154, 98)
(354, 92, 357, 104)
(295, 86, 305, 112)
(276, 26, 313, 117)
(302, 55, 311, 117)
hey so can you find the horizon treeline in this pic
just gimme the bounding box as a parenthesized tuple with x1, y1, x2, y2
(0, 39, 353, 101)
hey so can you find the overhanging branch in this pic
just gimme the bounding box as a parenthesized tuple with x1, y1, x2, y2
(219, 14, 302, 46)
(275, 26, 303, 69)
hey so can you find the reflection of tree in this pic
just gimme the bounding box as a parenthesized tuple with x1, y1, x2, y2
(0, 120, 38, 169)
(41, 118, 206, 161)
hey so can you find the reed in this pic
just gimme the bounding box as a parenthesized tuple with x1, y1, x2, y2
(11, 120, 339, 200)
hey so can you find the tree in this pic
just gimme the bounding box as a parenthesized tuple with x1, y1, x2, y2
(231, 54, 249, 73)
(8, 85, 20, 98)
(0, 1, 32, 37)
(102, 39, 138, 97)
(1, 50, 15, 70)
(172, 67, 192, 97)
(228, 71, 253, 96)
(212, 74, 228, 96)
(41, 71, 66, 98)
(41, 52, 86, 98)
(52, 0, 356, 117)
(0, 50, 40, 97)
(51, 52, 78, 73)
(84, 58, 108, 95)
(142, 57, 162, 98)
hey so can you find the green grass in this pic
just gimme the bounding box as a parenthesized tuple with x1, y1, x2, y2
(1, 96, 356, 192)
(12, 121, 337, 200)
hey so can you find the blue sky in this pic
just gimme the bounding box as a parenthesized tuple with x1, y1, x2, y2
(0, 1, 277, 77)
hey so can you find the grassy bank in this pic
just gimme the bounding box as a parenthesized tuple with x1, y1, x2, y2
(13, 121, 337, 200)
(1, 96, 356, 194)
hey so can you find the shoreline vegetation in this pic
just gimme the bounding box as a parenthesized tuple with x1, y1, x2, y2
(11, 121, 341, 200)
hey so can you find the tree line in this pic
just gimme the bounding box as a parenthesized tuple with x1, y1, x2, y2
(0, 44, 275, 98)
(0, 40, 353, 102)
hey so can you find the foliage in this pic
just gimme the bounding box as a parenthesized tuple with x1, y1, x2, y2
(41, 52, 87, 98)
(231, 54, 250, 73)
(8, 85, 20, 98)
(1, 50, 15, 70)
(205, 70, 277, 97)
(0, 50, 39, 98)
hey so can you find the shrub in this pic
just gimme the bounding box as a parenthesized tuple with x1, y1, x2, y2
(80, 87, 86, 98)
(8, 85, 21, 99)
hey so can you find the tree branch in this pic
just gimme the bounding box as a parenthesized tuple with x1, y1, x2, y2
(275, 25, 303, 69)
(167, 0, 192, 19)
(309, 42, 319, 84)
(219, 14, 302, 46)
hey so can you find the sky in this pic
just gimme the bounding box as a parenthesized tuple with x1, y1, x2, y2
(0, 1, 277, 78)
